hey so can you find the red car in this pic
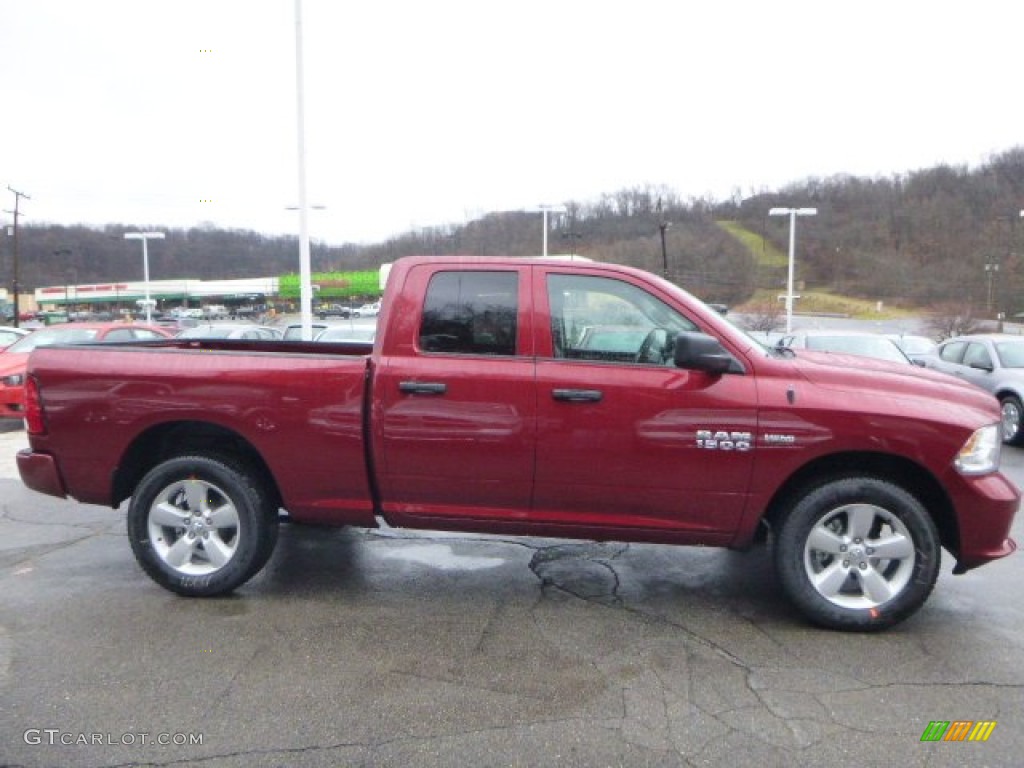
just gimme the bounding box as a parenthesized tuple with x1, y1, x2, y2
(0, 322, 173, 419)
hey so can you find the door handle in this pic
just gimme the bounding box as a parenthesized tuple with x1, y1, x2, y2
(399, 381, 447, 395)
(552, 388, 603, 403)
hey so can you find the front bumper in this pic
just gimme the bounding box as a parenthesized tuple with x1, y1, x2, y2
(950, 470, 1020, 573)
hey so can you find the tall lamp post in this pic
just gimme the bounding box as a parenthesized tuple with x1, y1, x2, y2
(124, 232, 165, 324)
(768, 207, 817, 333)
(533, 204, 566, 258)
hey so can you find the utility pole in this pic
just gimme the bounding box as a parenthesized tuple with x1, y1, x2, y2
(6, 186, 30, 328)
(657, 197, 671, 279)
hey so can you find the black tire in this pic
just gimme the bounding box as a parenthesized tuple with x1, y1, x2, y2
(999, 395, 1024, 446)
(127, 454, 278, 596)
(774, 476, 940, 631)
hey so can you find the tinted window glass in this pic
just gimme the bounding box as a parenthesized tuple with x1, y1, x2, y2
(419, 271, 518, 356)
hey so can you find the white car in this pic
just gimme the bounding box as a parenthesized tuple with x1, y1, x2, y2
(352, 302, 380, 318)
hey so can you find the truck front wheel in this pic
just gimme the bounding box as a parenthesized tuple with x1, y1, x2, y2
(127, 455, 278, 596)
(774, 477, 940, 631)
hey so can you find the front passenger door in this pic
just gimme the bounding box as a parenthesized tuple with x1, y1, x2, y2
(532, 269, 757, 537)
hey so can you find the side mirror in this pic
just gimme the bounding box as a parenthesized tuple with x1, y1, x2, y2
(674, 331, 744, 374)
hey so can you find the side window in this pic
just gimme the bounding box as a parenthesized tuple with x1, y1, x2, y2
(419, 271, 518, 356)
(131, 329, 164, 340)
(939, 341, 967, 364)
(547, 274, 697, 365)
(963, 343, 993, 369)
(101, 328, 137, 342)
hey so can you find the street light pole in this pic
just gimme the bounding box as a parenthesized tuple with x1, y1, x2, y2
(124, 232, 165, 324)
(292, 0, 315, 340)
(768, 207, 817, 333)
(533, 204, 566, 258)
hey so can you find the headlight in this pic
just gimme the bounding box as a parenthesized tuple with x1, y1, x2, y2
(2, 374, 23, 387)
(954, 424, 1001, 475)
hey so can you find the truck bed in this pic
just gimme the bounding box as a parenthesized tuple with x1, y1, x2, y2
(26, 339, 377, 525)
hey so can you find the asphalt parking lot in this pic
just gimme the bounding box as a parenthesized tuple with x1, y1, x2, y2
(1, 418, 1023, 768)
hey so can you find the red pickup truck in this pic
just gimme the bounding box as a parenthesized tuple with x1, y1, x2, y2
(16, 256, 1019, 631)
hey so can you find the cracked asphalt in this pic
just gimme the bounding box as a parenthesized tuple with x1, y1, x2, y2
(1, 420, 1023, 767)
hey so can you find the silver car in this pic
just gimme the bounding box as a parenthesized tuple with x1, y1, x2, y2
(924, 334, 1024, 445)
(775, 329, 911, 364)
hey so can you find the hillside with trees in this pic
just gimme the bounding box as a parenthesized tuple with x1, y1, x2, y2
(5, 147, 1023, 316)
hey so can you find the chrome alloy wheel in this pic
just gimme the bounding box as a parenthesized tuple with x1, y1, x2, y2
(1001, 399, 1021, 443)
(802, 503, 915, 610)
(147, 478, 241, 576)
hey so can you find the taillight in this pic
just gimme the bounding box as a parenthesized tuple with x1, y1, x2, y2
(23, 375, 46, 435)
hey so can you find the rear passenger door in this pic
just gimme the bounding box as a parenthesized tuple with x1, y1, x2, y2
(373, 265, 537, 524)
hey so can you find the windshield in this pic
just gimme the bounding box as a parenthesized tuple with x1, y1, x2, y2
(7, 327, 101, 353)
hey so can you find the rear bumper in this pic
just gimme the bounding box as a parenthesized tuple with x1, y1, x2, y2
(17, 449, 68, 499)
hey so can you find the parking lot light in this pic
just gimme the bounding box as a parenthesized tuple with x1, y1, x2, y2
(124, 232, 165, 324)
(768, 207, 817, 333)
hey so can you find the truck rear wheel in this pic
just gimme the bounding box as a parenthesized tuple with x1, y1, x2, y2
(127, 455, 278, 596)
(774, 477, 940, 631)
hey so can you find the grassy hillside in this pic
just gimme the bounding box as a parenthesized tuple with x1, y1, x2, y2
(733, 288, 915, 320)
(717, 220, 915, 320)
(716, 220, 788, 268)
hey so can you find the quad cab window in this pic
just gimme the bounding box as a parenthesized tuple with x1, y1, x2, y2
(419, 271, 518, 356)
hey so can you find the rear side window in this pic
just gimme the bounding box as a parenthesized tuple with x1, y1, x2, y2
(419, 271, 518, 356)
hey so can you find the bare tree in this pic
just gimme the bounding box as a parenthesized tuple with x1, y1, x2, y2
(923, 302, 996, 340)
(741, 300, 784, 334)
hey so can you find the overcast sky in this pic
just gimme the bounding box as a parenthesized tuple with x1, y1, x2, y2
(2, 0, 1021, 245)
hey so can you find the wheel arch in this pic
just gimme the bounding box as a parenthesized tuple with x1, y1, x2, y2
(112, 420, 283, 511)
(994, 386, 1024, 403)
(762, 451, 959, 556)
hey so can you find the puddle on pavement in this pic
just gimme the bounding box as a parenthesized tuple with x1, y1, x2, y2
(380, 543, 506, 571)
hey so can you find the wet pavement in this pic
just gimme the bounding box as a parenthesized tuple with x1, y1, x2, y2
(1, 419, 1023, 767)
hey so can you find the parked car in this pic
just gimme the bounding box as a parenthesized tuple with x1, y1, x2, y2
(886, 333, 937, 363)
(923, 334, 1024, 445)
(314, 325, 376, 344)
(352, 301, 381, 318)
(177, 323, 282, 341)
(0, 326, 30, 349)
(0, 322, 174, 419)
(316, 303, 352, 319)
(775, 330, 911, 364)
